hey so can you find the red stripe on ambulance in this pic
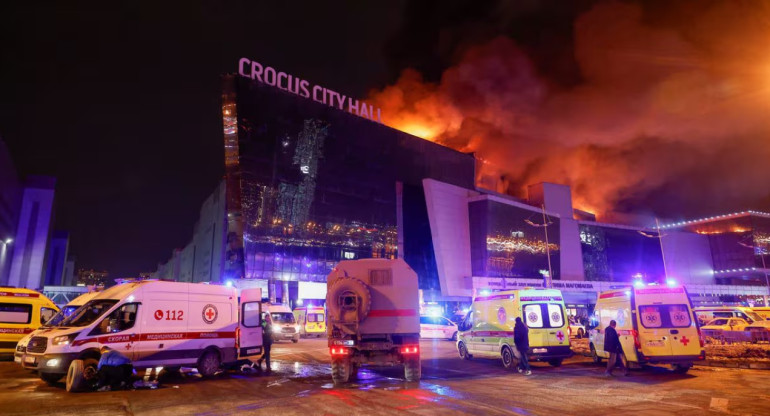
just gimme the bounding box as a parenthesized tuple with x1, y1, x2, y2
(70, 331, 235, 346)
(0, 292, 40, 298)
(0, 328, 33, 334)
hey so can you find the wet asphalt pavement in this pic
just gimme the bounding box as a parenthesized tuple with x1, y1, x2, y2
(1, 338, 769, 415)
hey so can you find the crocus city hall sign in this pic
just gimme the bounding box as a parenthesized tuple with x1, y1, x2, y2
(238, 57, 383, 124)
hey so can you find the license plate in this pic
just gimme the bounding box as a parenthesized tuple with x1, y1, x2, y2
(246, 348, 259, 354)
(24, 356, 36, 364)
(646, 341, 665, 347)
(532, 348, 547, 353)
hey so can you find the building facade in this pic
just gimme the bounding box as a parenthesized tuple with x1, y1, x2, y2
(210, 72, 770, 309)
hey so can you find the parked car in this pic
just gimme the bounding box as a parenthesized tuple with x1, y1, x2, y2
(701, 318, 750, 332)
(568, 318, 586, 338)
(419, 316, 458, 340)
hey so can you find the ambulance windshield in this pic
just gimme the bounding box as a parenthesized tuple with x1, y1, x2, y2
(43, 305, 80, 327)
(271, 312, 296, 323)
(62, 300, 118, 327)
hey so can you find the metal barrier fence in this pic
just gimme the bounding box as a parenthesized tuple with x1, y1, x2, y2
(702, 329, 770, 344)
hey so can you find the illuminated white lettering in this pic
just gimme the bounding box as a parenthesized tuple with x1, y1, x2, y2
(286, 74, 297, 94)
(376, 108, 382, 123)
(360, 102, 370, 119)
(299, 80, 310, 98)
(277, 72, 288, 90)
(264, 67, 276, 86)
(239, 58, 251, 78)
(312, 85, 324, 103)
(250, 61, 263, 83)
(348, 98, 359, 115)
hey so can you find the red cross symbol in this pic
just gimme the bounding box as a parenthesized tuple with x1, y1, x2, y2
(556, 331, 565, 342)
(680, 336, 690, 346)
(205, 308, 215, 320)
(124, 343, 131, 350)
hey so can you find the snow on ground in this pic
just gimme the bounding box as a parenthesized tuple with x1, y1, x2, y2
(570, 336, 770, 361)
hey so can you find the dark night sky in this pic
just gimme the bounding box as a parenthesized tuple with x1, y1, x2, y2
(0, 1, 407, 278)
(2, 1, 768, 278)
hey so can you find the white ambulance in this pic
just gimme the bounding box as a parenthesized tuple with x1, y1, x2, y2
(22, 280, 263, 391)
(262, 303, 300, 343)
(589, 283, 705, 374)
(15, 290, 102, 365)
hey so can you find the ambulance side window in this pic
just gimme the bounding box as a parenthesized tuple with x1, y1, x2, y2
(92, 303, 139, 335)
(242, 302, 261, 327)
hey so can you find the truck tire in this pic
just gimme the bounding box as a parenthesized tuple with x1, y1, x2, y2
(501, 346, 516, 370)
(458, 341, 472, 360)
(66, 358, 97, 392)
(40, 372, 63, 385)
(331, 356, 351, 385)
(590, 344, 602, 364)
(404, 357, 421, 382)
(327, 277, 371, 323)
(198, 350, 221, 378)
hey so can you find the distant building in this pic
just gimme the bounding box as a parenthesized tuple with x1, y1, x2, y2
(61, 256, 76, 286)
(153, 180, 227, 283)
(44, 231, 70, 286)
(76, 269, 109, 286)
(0, 137, 22, 284)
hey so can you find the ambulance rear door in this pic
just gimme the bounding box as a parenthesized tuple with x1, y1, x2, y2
(239, 289, 263, 358)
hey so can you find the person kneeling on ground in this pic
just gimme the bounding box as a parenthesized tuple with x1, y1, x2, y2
(96, 346, 133, 391)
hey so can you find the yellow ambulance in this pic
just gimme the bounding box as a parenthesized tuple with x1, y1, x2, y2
(1, 287, 59, 356)
(589, 283, 705, 374)
(456, 288, 572, 369)
(293, 305, 326, 337)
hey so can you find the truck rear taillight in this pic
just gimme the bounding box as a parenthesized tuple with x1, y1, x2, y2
(330, 347, 349, 356)
(400, 345, 419, 355)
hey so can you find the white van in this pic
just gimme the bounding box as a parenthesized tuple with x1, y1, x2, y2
(262, 303, 300, 343)
(22, 280, 263, 391)
(15, 291, 102, 365)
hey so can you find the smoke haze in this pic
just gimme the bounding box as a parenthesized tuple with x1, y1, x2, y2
(371, 0, 770, 222)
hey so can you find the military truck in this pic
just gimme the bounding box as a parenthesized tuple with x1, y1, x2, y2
(326, 259, 421, 384)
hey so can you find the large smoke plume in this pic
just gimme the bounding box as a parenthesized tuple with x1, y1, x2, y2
(370, 1, 770, 220)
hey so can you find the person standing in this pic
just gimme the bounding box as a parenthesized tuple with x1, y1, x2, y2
(514, 317, 531, 376)
(257, 313, 273, 373)
(603, 320, 629, 376)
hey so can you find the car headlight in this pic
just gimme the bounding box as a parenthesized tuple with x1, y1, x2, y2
(52, 333, 79, 346)
(272, 324, 282, 332)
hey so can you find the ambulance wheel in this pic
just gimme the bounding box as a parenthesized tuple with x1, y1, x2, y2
(501, 346, 515, 370)
(548, 359, 563, 367)
(331, 356, 351, 385)
(458, 342, 472, 360)
(198, 350, 221, 378)
(672, 364, 691, 374)
(66, 358, 97, 392)
(40, 372, 63, 385)
(404, 357, 421, 382)
(590, 344, 602, 365)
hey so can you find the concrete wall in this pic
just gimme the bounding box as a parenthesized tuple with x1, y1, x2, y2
(44, 231, 69, 286)
(192, 181, 226, 283)
(8, 177, 56, 289)
(179, 242, 195, 282)
(560, 218, 586, 281)
(423, 179, 478, 298)
(662, 229, 715, 285)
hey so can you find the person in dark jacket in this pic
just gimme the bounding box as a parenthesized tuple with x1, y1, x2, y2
(603, 320, 629, 376)
(514, 317, 531, 375)
(96, 346, 133, 391)
(256, 313, 273, 373)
